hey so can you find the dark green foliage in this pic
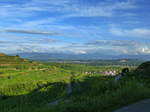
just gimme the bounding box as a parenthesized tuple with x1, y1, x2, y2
(135, 61, 150, 77)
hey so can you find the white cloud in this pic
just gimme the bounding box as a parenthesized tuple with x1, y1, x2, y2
(0, 0, 137, 19)
(0, 0, 138, 37)
(62, 0, 137, 17)
(85, 40, 150, 55)
(78, 50, 87, 54)
(110, 28, 150, 38)
(1, 38, 150, 56)
(137, 47, 150, 54)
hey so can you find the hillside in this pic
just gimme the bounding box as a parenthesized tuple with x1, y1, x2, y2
(0, 54, 150, 112)
(0, 53, 6, 56)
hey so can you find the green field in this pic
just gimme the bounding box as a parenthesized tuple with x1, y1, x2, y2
(0, 55, 150, 112)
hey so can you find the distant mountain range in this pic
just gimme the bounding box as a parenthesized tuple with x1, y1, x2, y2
(9, 52, 150, 61)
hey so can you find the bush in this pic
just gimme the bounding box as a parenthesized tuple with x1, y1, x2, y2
(135, 61, 150, 77)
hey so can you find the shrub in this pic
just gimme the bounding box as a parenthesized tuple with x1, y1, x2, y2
(135, 61, 150, 77)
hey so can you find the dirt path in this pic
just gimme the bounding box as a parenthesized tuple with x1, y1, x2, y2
(114, 99, 150, 112)
(66, 83, 72, 95)
(48, 83, 72, 106)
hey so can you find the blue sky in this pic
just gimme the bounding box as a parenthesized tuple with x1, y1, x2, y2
(0, 0, 150, 57)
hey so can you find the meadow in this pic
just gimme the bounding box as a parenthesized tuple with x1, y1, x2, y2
(0, 55, 150, 112)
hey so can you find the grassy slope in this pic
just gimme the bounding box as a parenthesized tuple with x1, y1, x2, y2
(0, 55, 72, 112)
(0, 55, 71, 95)
(0, 55, 150, 112)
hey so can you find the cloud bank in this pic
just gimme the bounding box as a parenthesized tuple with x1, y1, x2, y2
(110, 28, 150, 38)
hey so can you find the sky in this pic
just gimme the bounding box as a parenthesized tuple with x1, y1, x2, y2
(0, 0, 150, 58)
